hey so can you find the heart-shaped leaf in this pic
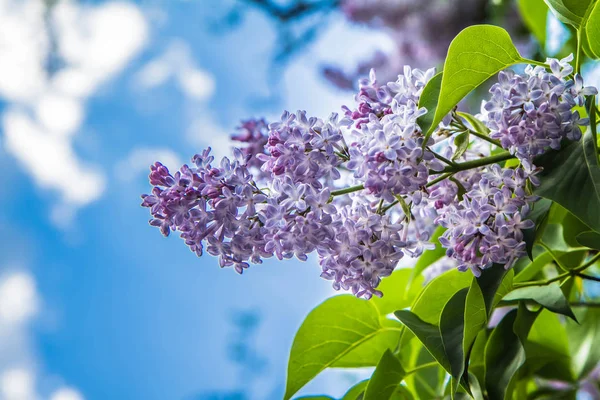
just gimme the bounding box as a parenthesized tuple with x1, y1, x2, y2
(284, 296, 402, 399)
(425, 25, 522, 135)
(364, 350, 406, 400)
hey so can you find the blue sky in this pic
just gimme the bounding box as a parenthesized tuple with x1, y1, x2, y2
(0, 1, 392, 399)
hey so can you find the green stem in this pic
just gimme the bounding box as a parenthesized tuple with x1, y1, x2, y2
(514, 252, 600, 288)
(432, 151, 457, 167)
(576, 29, 583, 74)
(468, 129, 502, 147)
(575, 272, 600, 282)
(330, 184, 364, 197)
(426, 172, 454, 188)
(523, 58, 548, 68)
(571, 302, 600, 307)
(437, 151, 514, 174)
(405, 361, 439, 376)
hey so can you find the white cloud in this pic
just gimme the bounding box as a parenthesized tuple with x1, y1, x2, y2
(116, 147, 183, 182)
(3, 110, 105, 206)
(186, 116, 231, 160)
(49, 387, 84, 400)
(0, 270, 85, 400)
(134, 40, 215, 102)
(0, 0, 149, 227)
(0, 368, 35, 400)
(0, 272, 38, 326)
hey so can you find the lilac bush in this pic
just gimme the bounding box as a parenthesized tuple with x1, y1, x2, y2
(140, 18, 600, 400)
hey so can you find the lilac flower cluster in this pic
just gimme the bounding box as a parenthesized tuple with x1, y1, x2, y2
(344, 68, 444, 202)
(436, 164, 539, 276)
(482, 55, 597, 161)
(141, 55, 597, 296)
(141, 66, 447, 298)
(257, 111, 350, 188)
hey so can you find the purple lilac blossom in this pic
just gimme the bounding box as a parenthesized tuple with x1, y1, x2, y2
(344, 68, 445, 202)
(482, 55, 598, 161)
(436, 163, 539, 277)
(142, 66, 448, 298)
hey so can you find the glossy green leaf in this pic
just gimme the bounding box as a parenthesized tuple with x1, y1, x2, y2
(417, 71, 443, 137)
(364, 350, 406, 400)
(517, 0, 549, 46)
(371, 269, 424, 316)
(484, 305, 538, 400)
(341, 380, 369, 400)
(543, 0, 595, 28)
(525, 309, 574, 382)
(410, 226, 446, 284)
(439, 288, 469, 395)
(534, 128, 600, 234)
(503, 283, 576, 320)
(284, 296, 402, 399)
(394, 310, 450, 372)
(428, 25, 522, 135)
(522, 199, 552, 260)
(457, 111, 490, 135)
(332, 318, 403, 368)
(586, 1, 600, 58)
(452, 130, 470, 161)
(514, 252, 553, 282)
(576, 230, 600, 250)
(404, 343, 444, 399)
(463, 280, 487, 360)
(411, 269, 473, 324)
(475, 265, 513, 315)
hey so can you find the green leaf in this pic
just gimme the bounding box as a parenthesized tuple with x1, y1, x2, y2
(341, 380, 369, 400)
(463, 280, 487, 361)
(543, 0, 595, 28)
(534, 128, 600, 234)
(371, 269, 424, 316)
(525, 309, 574, 382)
(364, 350, 406, 400)
(586, 1, 600, 56)
(411, 269, 473, 324)
(517, 0, 549, 46)
(427, 25, 522, 135)
(582, 28, 600, 59)
(457, 111, 490, 135)
(514, 252, 554, 282)
(484, 305, 538, 400)
(417, 71, 443, 138)
(410, 226, 446, 284)
(394, 310, 450, 372)
(522, 199, 552, 260)
(331, 318, 403, 368)
(503, 283, 576, 320)
(452, 131, 470, 161)
(475, 265, 513, 316)
(439, 288, 469, 395)
(404, 343, 444, 399)
(284, 295, 402, 399)
(568, 308, 600, 379)
(576, 230, 600, 250)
